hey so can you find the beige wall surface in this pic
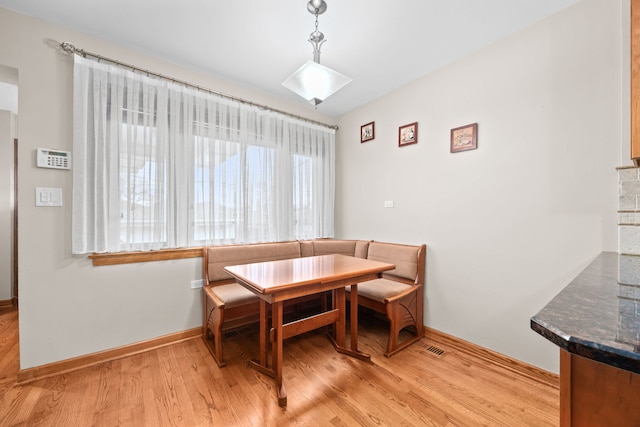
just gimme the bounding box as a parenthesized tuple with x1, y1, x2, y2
(336, 0, 624, 373)
(0, 7, 333, 369)
(0, 0, 626, 374)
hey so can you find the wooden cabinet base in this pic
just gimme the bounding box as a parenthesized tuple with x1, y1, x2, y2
(560, 350, 640, 426)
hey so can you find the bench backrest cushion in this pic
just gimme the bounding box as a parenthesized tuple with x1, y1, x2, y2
(299, 239, 370, 258)
(205, 241, 301, 283)
(367, 242, 423, 283)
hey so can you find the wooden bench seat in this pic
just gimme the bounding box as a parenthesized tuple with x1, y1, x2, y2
(202, 238, 425, 366)
(202, 239, 369, 367)
(202, 241, 301, 367)
(347, 241, 426, 357)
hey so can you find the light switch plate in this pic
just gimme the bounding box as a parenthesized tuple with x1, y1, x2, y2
(36, 187, 63, 207)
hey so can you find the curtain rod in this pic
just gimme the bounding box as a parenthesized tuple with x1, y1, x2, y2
(59, 41, 339, 131)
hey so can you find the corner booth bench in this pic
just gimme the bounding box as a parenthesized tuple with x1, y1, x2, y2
(202, 239, 426, 367)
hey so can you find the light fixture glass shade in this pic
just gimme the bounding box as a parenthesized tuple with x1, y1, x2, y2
(282, 60, 352, 105)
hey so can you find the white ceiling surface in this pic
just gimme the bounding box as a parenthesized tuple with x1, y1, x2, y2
(0, 0, 581, 117)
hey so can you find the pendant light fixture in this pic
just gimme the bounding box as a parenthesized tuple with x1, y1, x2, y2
(282, 0, 352, 106)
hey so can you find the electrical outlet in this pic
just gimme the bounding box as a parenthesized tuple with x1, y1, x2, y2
(190, 279, 204, 289)
(384, 200, 394, 208)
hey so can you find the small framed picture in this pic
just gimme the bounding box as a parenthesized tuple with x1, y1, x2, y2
(450, 123, 478, 153)
(361, 121, 375, 143)
(398, 122, 418, 147)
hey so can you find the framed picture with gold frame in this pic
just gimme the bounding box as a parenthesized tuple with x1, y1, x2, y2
(450, 123, 478, 153)
(398, 122, 418, 147)
(361, 121, 375, 143)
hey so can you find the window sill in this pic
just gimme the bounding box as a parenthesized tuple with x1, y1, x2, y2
(89, 247, 203, 266)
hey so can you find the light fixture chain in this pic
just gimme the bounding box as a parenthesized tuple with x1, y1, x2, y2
(309, 8, 326, 63)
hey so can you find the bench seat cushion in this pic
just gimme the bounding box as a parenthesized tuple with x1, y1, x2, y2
(206, 283, 260, 308)
(352, 278, 413, 303)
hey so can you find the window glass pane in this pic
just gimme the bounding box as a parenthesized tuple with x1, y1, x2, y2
(293, 153, 313, 239)
(193, 136, 278, 244)
(119, 122, 166, 248)
(193, 136, 241, 242)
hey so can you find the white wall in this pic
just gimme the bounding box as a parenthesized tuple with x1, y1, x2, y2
(0, 7, 334, 369)
(335, 0, 623, 373)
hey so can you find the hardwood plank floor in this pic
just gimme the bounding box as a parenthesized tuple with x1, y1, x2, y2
(0, 306, 559, 426)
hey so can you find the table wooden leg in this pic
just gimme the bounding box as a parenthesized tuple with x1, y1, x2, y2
(272, 301, 287, 407)
(334, 287, 346, 347)
(329, 285, 371, 362)
(350, 284, 358, 351)
(249, 300, 275, 379)
(328, 290, 336, 337)
(259, 300, 268, 366)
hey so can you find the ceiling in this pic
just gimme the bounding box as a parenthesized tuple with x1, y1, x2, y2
(0, 0, 582, 117)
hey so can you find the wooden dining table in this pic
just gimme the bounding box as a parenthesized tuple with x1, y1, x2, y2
(224, 254, 395, 407)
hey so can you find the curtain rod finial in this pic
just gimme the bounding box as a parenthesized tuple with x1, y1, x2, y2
(60, 42, 84, 56)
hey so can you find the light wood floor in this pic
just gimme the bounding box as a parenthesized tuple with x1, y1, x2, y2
(0, 306, 559, 426)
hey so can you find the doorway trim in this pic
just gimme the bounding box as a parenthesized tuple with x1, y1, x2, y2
(12, 138, 17, 307)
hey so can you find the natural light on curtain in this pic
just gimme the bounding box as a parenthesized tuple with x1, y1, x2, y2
(72, 55, 335, 254)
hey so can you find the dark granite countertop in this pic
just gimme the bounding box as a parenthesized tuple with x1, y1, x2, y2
(531, 252, 640, 374)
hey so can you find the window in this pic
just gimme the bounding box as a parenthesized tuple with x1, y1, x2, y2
(72, 55, 335, 254)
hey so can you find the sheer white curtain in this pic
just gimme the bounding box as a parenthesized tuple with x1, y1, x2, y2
(72, 55, 335, 254)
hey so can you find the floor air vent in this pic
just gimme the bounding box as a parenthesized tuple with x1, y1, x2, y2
(426, 345, 445, 356)
(417, 340, 445, 356)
